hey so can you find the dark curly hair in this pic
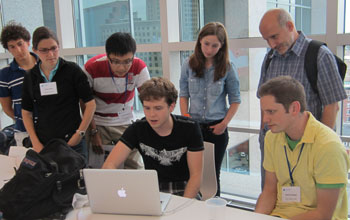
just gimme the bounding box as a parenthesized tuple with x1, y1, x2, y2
(0, 21, 30, 49)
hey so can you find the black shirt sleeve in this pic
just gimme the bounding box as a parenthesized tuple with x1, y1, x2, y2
(119, 123, 138, 150)
(186, 120, 204, 152)
(71, 62, 94, 103)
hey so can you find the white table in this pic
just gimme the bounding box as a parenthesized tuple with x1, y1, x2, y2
(65, 195, 280, 220)
(0, 150, 279, 220)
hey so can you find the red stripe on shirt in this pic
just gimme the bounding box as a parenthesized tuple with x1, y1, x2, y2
(94, 90, 135, 104)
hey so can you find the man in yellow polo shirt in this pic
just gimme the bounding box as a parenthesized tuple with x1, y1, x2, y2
(255, 76, 350, 220)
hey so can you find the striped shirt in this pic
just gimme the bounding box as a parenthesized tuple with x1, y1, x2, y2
(84, 54, 150, 126)
(0, 53, 38, 132)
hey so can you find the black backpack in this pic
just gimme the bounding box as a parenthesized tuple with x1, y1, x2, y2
(265, 40, 347, 94)
(0, 139, 86, 220)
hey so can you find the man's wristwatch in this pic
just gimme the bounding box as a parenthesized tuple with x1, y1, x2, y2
(90, 128, 98, 136)
(76, 130, 86, 137)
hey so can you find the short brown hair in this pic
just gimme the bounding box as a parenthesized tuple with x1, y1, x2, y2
(0, 21, 30, 49)
(138, 77, 178, 106)
(258, 76, 306, 112)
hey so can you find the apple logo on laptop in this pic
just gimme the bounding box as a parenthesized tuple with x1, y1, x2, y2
(117, 187, 127, 198)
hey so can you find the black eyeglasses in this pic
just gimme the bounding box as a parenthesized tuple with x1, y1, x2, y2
(108, 57, 134, 66)
(37, 46, 58, 54)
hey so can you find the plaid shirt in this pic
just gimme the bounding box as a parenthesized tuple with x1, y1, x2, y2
(258, 31, 347, 121)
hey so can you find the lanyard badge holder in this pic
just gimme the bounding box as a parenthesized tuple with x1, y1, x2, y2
(109, 64, 129, 112)
(281, 143, 304, 203)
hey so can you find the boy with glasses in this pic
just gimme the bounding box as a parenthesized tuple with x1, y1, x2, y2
(0, 21, 38, 153)
(84, 32, 150, 168)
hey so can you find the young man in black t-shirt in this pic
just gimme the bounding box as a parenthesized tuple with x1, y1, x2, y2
(103, 77, 204, 198)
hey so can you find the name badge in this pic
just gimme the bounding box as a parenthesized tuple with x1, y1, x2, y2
(282, 186, 300, 203)
(40, 82, 58, 96)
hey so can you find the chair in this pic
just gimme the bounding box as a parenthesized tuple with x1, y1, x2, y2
(200, 142, 217, 201)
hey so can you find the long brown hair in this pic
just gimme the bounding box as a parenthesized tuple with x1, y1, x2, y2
(189, 22, 230, 81)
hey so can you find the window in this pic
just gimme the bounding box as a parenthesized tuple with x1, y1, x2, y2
(135, 52, 162, 78)
(221, 132, 260, 199)
(180, 0, 325, 41)
(73, 0, 161, 47)
(346, 0, 350, 33)
(1, 0, 56, 37)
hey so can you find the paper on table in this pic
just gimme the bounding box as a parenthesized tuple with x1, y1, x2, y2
(0, 155, 16, 189)
(0, 147, 29, 189)
(9, 146, 29, 168)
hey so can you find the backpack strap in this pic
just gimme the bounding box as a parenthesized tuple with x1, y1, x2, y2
(264, 49, 274, 73)
(304, 40, 326, 94)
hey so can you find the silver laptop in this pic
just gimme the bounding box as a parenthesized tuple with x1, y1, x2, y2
(83, 169, 171, 216)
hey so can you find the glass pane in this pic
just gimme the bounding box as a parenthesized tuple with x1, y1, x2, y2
(231, 47, 262, 129)
(73, 0, 160, 47)
(221, 131, 261, 199)
(342, 45, 350, 136)
(180, 0, 326, 40)
(278, 0, 290, 4)
(180, 0, 225, 41)
(179, 0, 201, 42)
(136, 52, 162, 78)
(300, 8, 311, 35)
(133, 0, 161, 44)
(303, 0, 311, 7)
(75, 55, 97, 67)
(180, 51, 193, 65)
(346, 0, 350, 33)
(1, 0, 56, 37)
(73, 0, 131, 47)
